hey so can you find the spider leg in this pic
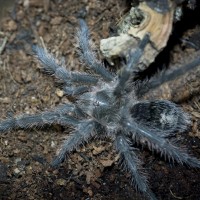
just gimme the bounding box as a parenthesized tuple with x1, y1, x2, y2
(125, 119, 200, 168)
(115, 134, 157, 200)
(32, 45, 98, 86)
(0, 103, 80, 133)
(51, 119, 95, 167)
(114, 33, 150, 97)
(63, 85, 90, 96)
(77, 19, 114, 82)
(54, 103, 86, 118)
(138, 55, 200, 96)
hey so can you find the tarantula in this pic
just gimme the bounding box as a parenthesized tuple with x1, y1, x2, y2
(0, 19, 200, 199)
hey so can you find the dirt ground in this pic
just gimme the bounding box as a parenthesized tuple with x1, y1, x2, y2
(0, 0, 200, 199)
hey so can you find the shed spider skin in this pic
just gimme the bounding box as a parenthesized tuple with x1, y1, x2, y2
(0, 19, 199, 199)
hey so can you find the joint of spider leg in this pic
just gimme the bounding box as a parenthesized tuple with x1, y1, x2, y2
(63, 85, 90, 96)
(32, 45, 101, 88)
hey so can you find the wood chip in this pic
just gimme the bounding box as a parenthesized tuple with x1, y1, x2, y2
(56, 178, 67, 186)
(192, 112, 200, 118)
(7, 20, 18, 31)
(92, 145, 106, 155)
(50, 17, 63, 25)
(56, 89, 64, 97)
(99, 159, 114, 167)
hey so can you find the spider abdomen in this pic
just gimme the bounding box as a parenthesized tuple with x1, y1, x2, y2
(130, 100, 191, 135)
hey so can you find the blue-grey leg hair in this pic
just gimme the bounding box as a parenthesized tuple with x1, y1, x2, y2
(32, 45, 98, 86)
(114, 33, 150, 97)
(124, 113, 200, 167)
(115, 134, 157, 200)
(0, 103, 80, 132)
(137, 53, 200, 97)
(77, 19, 114, 82)
(51, 119, 96, 167)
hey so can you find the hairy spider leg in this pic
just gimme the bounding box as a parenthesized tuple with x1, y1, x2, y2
(77, 19, 114, 82)
(32, 46, 99, 85)
(115, 134, 157, 200)
(138, 53, 200, 96)
(0, 103, 82, 133)
(51, 119, 96, 167)
(63, 85, 90, 96)
(54, 103, 86, 118)
(125, 115, 200, 168)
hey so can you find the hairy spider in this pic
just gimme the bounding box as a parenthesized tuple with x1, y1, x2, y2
(0, 19, 200, 199)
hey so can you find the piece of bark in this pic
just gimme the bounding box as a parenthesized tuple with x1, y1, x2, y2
(100, 1, 175, 71)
